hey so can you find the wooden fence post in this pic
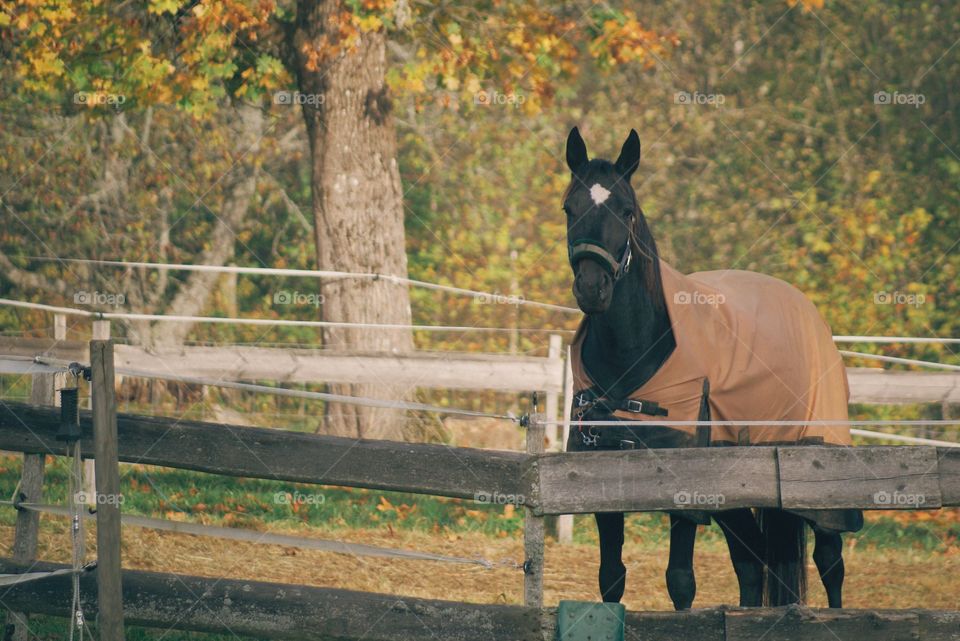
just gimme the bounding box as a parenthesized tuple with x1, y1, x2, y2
(545, 335, 562, 450)
(555, 345, 575, 544)
(6, 314, 68, 640)
(6, 380, 53, 640)
(523, 413, 545, 609)
(91, 339, 125, 641)
(86, 321, 111, 504)
(561, 345, 574, 455)
(544, 335, 562, 542)
(54, 313, 67, 344)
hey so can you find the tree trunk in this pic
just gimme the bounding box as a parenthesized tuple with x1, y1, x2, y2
(290, 1, 414, 440)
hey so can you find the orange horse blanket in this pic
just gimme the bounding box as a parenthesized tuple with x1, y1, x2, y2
(571, 260, 851, 447)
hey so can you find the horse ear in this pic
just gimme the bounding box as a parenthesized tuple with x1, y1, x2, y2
(615, 129, 641, 180)
(566, 127, 589, 174)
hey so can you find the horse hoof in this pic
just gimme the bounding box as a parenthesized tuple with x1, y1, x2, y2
(598, 562, 626, 603)
(666, 568, 696, 610)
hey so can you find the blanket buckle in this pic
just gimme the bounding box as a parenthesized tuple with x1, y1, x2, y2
(580, 427, 600, 447)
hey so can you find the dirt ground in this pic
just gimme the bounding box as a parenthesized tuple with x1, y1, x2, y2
(5, 519, 959, 611)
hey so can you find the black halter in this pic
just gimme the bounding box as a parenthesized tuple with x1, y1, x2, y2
(567, 236, 632, 282)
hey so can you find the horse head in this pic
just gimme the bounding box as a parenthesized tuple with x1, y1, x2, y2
(563, 127, 645, 314)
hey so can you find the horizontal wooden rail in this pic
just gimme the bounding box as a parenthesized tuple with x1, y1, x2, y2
(0, 338, 563, 392)
(2, 402, 959, 513)
(0, 402, 526, 502)
(0, 559, 956, 641)
(0, 559, 539, 641)
(850, 368, 960, 404)
(534, 446, 960, 514)
(5, 338, 960, 401)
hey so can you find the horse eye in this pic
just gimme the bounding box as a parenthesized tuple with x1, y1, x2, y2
(563, 205, 574, 217)
(623, 209, 634, 218)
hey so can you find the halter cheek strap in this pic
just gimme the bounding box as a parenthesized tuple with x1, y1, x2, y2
(568, 237, 632, 282)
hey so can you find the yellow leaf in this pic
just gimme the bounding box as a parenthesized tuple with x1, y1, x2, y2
(357, 14, 382, 31)
(149, 0, 181, 15)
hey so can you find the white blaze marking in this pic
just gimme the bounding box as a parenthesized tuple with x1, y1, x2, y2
(590, 183, 611, 206)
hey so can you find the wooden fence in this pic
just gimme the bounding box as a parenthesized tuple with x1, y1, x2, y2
(1, 337, 960, 640)
(1, 558, 957, 641)
(2, 401, 957, 514)
(5, 336, 960, 404)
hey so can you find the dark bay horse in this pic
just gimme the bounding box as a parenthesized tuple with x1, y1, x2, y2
(562, 127, 862, 609)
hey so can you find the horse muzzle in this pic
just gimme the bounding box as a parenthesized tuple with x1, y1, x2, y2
(573, 262, 613, 313)
(569, 238, 632, 314)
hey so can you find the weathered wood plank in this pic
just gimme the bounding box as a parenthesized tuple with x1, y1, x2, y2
(3, 401, 952, 513)
(10, 455, 44, 562)
(0, 402, 526, 502)
(0, 338, 88, 363)
(6, 337, 960, 402)
(90, 341, 125, 641)
(779, 446, 942, 510)
(7, 373, 54, 641)
(2, 560, 955, 641)
(13, 376, 53, 563)
(936, 448, 960, 507)
(535, 448, 780, 515)
(847, 368, 960, 404)
(920, 611, 960, 641)
(0, 337, 562, 392)
(624, 608, 726, 641)
(523, 414, 546, 608)
(725, 606, 919, 641)
(0, 559, 542, 641)
(112, 344, 564, 392)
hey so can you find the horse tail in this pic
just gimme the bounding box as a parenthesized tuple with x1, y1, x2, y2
(758, 509, 807, 606)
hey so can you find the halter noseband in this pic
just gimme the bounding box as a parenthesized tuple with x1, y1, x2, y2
(568, 237, 633, 282)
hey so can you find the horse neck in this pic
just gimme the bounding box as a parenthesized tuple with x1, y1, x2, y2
(587, 260, 674, 378)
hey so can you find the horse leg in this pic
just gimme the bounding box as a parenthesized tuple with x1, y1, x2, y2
(714, 509, 765, 607)
(666, 514, 698, 610)
(813, 530, 845, 608)
(595, 512, 626, 602)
